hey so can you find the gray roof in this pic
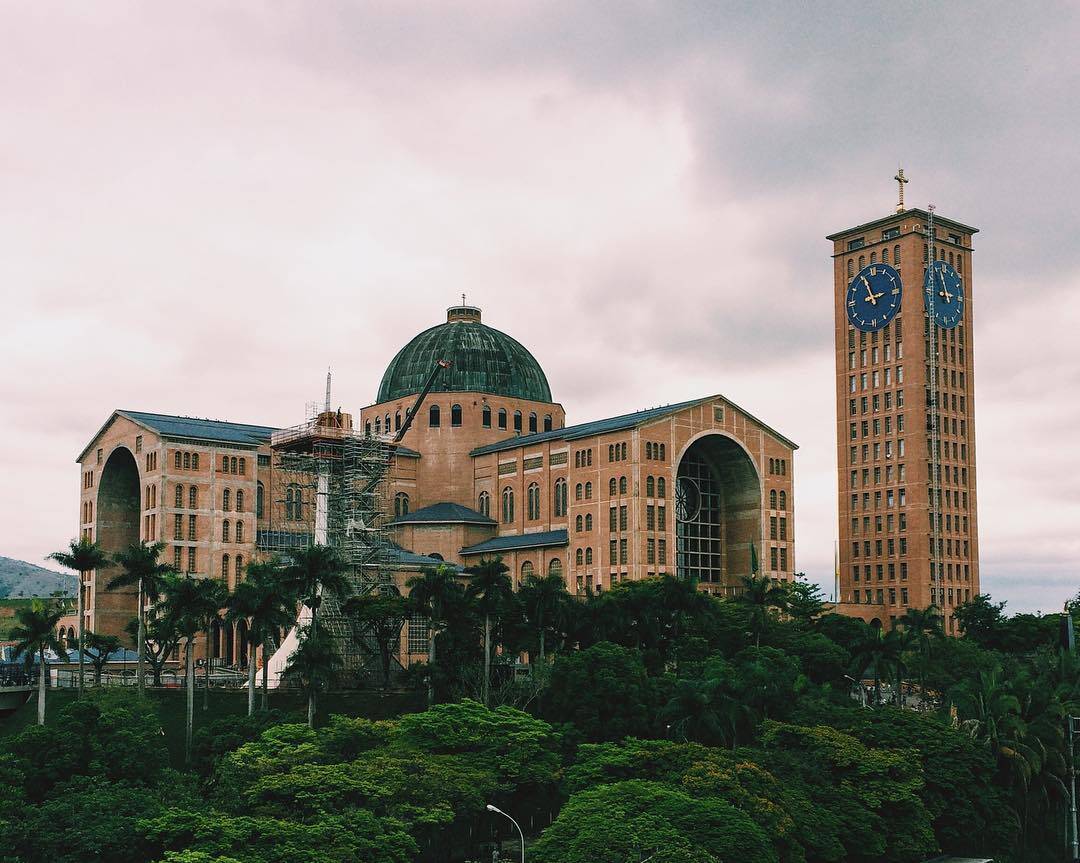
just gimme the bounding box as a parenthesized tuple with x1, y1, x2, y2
(469, 394, 797, 457)
(461, 529, 568, 556)
(384, 542, 461, 570)
(79, 409, 278, 461)
(389, 501, 495, 526)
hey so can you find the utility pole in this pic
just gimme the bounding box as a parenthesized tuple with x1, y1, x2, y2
(1070, 715, 1079, 862)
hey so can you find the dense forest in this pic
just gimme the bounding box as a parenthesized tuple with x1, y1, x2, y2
(2, 545, 1078, 863)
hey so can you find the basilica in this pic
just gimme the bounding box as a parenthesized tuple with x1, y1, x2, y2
(74, 303, 797, 667)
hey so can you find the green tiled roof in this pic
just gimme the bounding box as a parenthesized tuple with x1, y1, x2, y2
(389, 502, 495, 526)
(377, 312, 552, 403)
(461, 530, 568, 556)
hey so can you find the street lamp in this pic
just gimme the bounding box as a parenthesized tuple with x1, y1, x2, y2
(844, 674, 867, 708)
(486, 804, 524, 863)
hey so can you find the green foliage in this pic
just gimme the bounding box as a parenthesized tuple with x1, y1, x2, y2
(532, 779, 776, 863)
(546, 641, 658, 741)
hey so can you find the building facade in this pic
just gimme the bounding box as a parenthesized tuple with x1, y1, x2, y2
(74, 303, 797, 668)
(828, 208, 980, 632)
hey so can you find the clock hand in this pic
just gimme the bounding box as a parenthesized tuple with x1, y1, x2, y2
(938, 270, 952, 303)
(862, 277, 878, 306)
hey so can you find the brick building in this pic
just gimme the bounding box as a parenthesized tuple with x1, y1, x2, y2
(73, 303, 797, 668)
(828, 206, 980, 633)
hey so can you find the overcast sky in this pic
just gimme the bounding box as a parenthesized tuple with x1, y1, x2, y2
(3, 2, 1078, 614)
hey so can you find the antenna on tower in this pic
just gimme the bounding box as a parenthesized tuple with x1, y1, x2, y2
(325, 367, 332, 413)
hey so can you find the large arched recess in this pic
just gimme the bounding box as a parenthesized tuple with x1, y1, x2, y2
(94, 447, 141, 638)
(674, 432, 761, 593)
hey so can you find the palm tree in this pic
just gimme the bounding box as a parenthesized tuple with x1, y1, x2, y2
(899, 604, 943, 706)
(10, 600, 68, 725)
(849, 623, 902, 706)
(736, 574, 788, 647)
(285, 621, 343, 727)
(83, 631, 122, 686)
(47, 537, 109, 697)
(282, 544, 350, 632)
(344, 589, 407, 690)
(463, 556, 514, 708)
(226, 559, 297, 715)
(518, 571, 571, 661)
(125, 613, 180, 688)
(661, 677, 745, 749)
(108, 542, 176, 695)
(406, 564, 464, 707)
(155, 573, 228, 763)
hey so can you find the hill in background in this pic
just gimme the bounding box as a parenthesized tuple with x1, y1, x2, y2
(0, 557, 77, 599)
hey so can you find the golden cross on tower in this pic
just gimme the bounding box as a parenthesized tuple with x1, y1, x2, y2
(894, 168, 909, 214)
(461, 293, 467, 307)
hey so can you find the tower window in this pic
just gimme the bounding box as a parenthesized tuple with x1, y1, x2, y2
(429, 405, 440, 427)
(529, 412, 537, 434)
(478, 491, 490, 518)
(544, 414, 552, 432)
(256, 483, 264, 518)
(513, 411, 522, 433)
(394, 492, 410, 517)
(451, 404, 462, 427)
(482, 406, 491, 428)
(498, 408, 507, 430)
(502, 487, 514, 524)
(553, 478, 567, 517)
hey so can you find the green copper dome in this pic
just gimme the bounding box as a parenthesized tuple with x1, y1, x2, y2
(377, 306, 553, 404)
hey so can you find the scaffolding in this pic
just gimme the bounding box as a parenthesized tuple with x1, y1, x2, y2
(258, 404, 400, 685)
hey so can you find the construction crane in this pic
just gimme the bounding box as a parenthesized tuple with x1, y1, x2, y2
(392, 359, 452, 444)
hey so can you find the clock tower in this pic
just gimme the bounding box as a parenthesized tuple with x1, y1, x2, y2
(827, 186, 979, 633)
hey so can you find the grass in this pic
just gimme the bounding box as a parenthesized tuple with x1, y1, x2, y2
(0, 685, 426, 766)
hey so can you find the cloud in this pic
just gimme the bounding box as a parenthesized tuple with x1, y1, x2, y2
(1, 2, 1078, 614)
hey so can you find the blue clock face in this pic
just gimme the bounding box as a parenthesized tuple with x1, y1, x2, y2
(924, 261, 964, 329)
(846, 263, 902, 332)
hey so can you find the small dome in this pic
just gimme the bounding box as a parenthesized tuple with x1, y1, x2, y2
(376, 306, 553, 404)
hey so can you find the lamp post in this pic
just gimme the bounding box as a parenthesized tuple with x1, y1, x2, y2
(486, 804, 524, 863)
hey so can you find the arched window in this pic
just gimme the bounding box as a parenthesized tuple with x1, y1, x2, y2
(779, 490, 787, 510)
(585, 548, 593, 565)
(657, 477, 666, 498)
(521, 560, 534, 583)
(894, 244, 901, 265)
(609, 478, 617, 496)
(222, 520, 231, 542)
(585, 513, 593, 531)
(394, 492, 410, 517)
(235, 555, 243, 581)
(498, 408, 507, 430)
(230, 457, 238, 474)
(175, 484, 183, 507)
(527, 483, 540, 520)
(646, 442, 653, 459)
(529, 412, 537, 434)
(553, 478, 567, 517)
(646, 476, 655, 497)
(576, 514, 583, 532)
(858, 255, 865, 269)
(285, 486, 295, 520)
(575, 483, 583, 501)
(183, 452, 191, 469)
(502, 487, 514, 524)
(365, 421, 372, 435)
(451, 404, 462, 427)
(223, 488, 231, 511)
(585, 482, 592, 500)
(375, 416, 382, 434)
(395, 411, 401, 431)
(847, 259, 854, 277)
(544, 415, 552, 432)
(235, 520, 244, 543)
(238, 457, 245, 475)
(658, 444, 665, 461)
(385, 413, 391, 433)
(429, 405, 440, 427)
(619, 476, 627, 495)
(478, 491, 490, 518)
(482, 405, 491, 428)
(175, 452, 182, 469)
(769, 489, 777, 508)
(189, 486, 197, 508)
(192, 454, 199, 470)
(870, 251, 877, 264)
(256, 482, 264, 518)
(222, 554, 230, 579)
(513, 411, 522, 433)
(881, 247, 889, 264)
(548, 558, 562, 579)
(575, 548, 584, 566)
(236, 490, 244, 513)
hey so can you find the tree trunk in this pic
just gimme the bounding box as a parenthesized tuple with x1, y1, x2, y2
(247, 636, 257, 717)
(77, 570, 85, 697)
(539, 625, 546, 663)
(37, 650, 46, 726)
(136, 578, 145, 696)
(874, 671, 881, 706)
(94, 663, 102, 686)
(261, 638, 270, 712)
(203, 628, 211, 711)
(307, 690, 316, 728)
(483, 614, 491, 708)
(185, 638, 194, 764)
(427, 623, 436, 708)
